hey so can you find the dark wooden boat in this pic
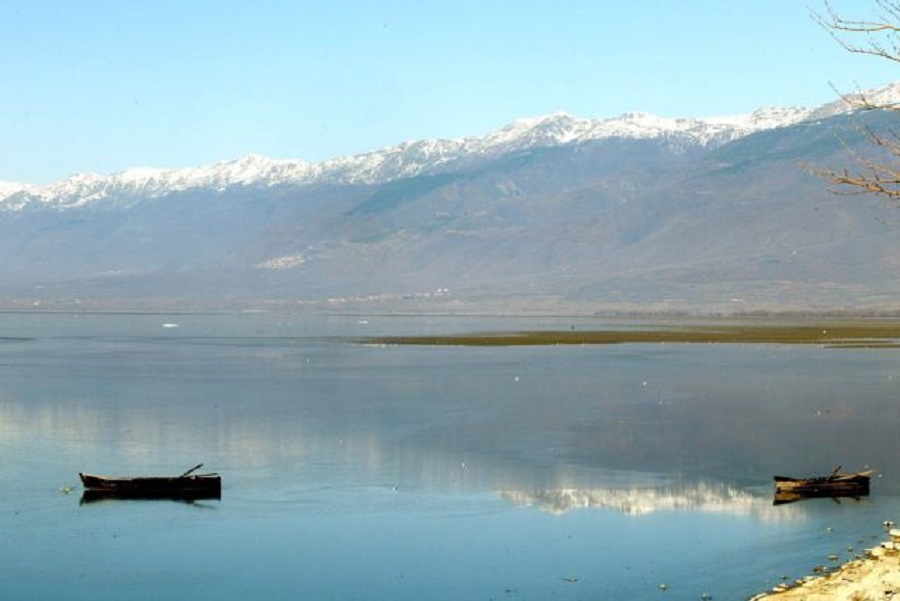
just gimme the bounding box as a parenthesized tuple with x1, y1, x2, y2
(79, 463, 221, 500)
(773, 467, 872, 503)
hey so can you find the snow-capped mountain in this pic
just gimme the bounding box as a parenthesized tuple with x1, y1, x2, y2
(6, 83, 898, 212)
(0, 86, 899, 313)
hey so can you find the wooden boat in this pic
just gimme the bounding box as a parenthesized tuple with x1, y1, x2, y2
(79, 463, 221, 500)
(773, 467, 872, 503)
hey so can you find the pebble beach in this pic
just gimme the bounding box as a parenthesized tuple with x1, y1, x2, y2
(752, 529, 900, 601)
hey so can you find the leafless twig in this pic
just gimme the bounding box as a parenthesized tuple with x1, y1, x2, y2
(808, 1, 900, 199)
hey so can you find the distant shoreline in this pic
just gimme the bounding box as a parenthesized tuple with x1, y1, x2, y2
(4, 303, 900, 318)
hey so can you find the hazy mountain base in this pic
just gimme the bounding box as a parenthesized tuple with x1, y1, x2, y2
(3, 283, 900, 316)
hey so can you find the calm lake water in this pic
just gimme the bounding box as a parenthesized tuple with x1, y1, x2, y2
(2, 312, 899, 600)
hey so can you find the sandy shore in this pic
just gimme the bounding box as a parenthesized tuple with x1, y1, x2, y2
(751, 531, 900, 600)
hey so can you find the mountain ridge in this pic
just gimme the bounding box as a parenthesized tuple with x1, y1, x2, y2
(1, 85, 899, 313)
(5, 82, 899, 212)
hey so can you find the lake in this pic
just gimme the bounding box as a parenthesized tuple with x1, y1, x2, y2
(1, 312, 898, 600)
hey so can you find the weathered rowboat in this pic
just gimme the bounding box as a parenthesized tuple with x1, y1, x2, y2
(79, 463, 221, 500)
(773, 467, 872, 503)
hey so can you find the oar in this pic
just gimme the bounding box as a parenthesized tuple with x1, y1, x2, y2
(180, 463, 204, 478)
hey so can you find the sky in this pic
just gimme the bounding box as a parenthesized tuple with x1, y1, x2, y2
(1, 0, 898, 185)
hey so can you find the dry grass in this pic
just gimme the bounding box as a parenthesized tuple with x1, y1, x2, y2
(358, 322, 900, 348)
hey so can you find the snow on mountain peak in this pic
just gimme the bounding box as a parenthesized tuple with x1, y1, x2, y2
(806, 81, 900, 121)
(2, 81, 897, 211)
(859, 80, 900, 108)
(0, 181, 34, 197)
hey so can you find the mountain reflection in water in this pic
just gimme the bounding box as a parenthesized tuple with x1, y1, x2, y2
(0, 397, 864, 526)
(499, 479, 874, 522)
(502, 481, 767, 516)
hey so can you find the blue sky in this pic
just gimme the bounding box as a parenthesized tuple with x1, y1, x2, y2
(1, 0, 896, 184)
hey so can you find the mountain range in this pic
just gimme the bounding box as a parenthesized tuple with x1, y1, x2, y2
(3, 83, 900, 313)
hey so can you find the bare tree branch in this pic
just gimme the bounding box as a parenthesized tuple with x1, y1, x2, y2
(808, 1, 900, 199)
(811, 1, 900, 63)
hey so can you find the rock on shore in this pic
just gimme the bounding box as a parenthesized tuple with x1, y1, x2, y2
(752, 530, 900, 601)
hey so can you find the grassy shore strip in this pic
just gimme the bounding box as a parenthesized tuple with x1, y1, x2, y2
(359, 323, 900, 347)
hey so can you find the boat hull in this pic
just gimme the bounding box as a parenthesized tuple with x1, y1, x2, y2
(79, 472, 221, 495)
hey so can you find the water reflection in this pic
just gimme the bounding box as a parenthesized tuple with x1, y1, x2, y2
(3, 326, 899, 493)
(772, 490, 869, 506)
(500, 480, 795, 520)
(80, 489, 221, 505)
(3, 316, 900, 601)
(0, 393, 863, 525)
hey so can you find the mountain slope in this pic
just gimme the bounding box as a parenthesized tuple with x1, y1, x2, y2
(2, 89, 900, 313)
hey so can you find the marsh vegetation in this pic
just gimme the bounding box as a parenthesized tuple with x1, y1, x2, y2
(358, 320, 900, 348)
